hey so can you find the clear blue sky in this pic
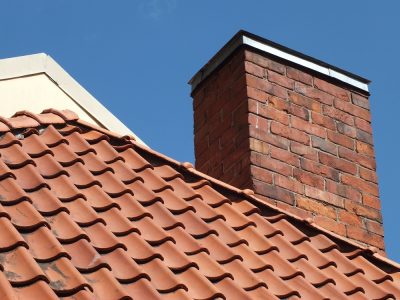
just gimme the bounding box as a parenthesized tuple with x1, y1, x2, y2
(1, 1, 399, 261)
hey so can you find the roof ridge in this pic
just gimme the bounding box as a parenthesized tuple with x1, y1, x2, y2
(2, 109, 398, 270)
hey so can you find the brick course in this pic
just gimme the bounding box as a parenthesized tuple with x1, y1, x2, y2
(192, 48, 384, 251)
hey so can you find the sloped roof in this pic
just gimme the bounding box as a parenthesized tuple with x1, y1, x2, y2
(0, 110, 398, 300)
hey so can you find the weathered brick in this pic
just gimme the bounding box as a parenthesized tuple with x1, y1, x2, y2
(270, 146, 300, 167)
(311, 112, 336, 131)
(319, 152, 357, 175)
(249, 99, 289, 125)
(254, 180, 295, 205)
(291, 116, 326, 138)
(365, 220, 384, 236)
(248, 114, 268, 131)
(323, 105, 354, 126)
(356, 129, 373, 145)
(250, 152, 292, 177)
(247, 86, 269, 102)
(246, 73, 269, 91)
(274, 173, 303, 194)
(244, 61, 265, 78)
(277, 201, 313, 219)
(334, 98, 370, 121)
(249, 126, 289, 150)
(338, 146, 376, 170)
(288, 103, 309, 121)
(270, 121, 310, 145)
(314, 78, 350, 101)
(300, 158, 340, 181)
(355, 117, 372, 134)
(287, 67, 313, 85)
(338, 209, 362, 226)
(295, 82, 335, 105)
(351, 93, 370, 109)
(297, 196, 337, 219)
(314, 215, 346, 236)
(268, 70, 294, 89)
(293, 168, 324, 189)
(327, 131, 354, 149)
(249, 138, 270, 154)
(363, 194, 381, 210)
(268, 96, 289, 112)
(342, 174, 379, 197)
(346, 225, 384, 249)
(311, 136, 337, 155)
(337, 122, 357, 138)
(291, 142, 318, 161)
(304, 186, 344, 208)
(250, 165, 273, 184)
(245, 50, 286, 74)
(359, 167, 378, 183)
(325, 180, 361, 202)
(288, 92, 321, 112)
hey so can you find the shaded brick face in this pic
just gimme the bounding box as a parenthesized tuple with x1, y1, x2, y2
(192, 48, 384, 251)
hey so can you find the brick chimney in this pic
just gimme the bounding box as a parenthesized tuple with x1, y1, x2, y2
(190, 31, 384, 251)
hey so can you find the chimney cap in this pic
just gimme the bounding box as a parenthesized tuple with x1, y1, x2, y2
(189, 30, 370, 93)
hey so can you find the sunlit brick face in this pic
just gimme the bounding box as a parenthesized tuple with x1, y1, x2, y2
(192, 47, 384, 251)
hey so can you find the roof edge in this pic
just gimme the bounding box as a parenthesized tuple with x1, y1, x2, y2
(189, 30, 370, 93)
(0, 53, 146, 145)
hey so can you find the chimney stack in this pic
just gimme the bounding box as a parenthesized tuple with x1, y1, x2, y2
(190, 31, 384, 251)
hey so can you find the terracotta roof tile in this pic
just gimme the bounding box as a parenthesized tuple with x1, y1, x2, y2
(0, 110, 398, 299)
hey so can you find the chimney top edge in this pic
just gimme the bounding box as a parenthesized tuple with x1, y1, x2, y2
(189, 30, 370, 93)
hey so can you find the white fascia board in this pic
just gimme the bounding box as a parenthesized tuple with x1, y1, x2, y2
(189, 33, 370, 93)
(0, 53, 146, 145)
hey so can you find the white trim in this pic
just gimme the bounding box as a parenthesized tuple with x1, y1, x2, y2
(190, 33, 369, 93)
(0, 53, 146, 145)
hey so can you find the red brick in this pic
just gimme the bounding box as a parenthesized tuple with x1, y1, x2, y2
(334, 98, 370, 121)
(314, 78, 350, 101)
(356, 141, 374, 157)
(247, 86, 269, 102)
(363, 194, 381, 210)
(293, 168, 324, 189)
(270, 121, 310, 145)
(355, 117, 372, 134)
(250, 152, 292, 177)
(249, 99, 289, 125)
(319, 152, 357, 175)
(288, 92, 321, 112)
(250, 165, 273, 183)
(268, 96, 289, 112)
(244, 61, 265, 78)
(249, 138, 270, 154)
(327, 131, 354, 150)
(270, 146, 300, 167)
(325, 180, 361, 202)
(359, 167, 378, 183)
(290, 142, 318, 161)
(249, 126, 289, 150)
(337, 122, 356, 138)
(323, 105, 354, 126)
(314, 215, 346, 236)
(277, 201, 313, 219)
(297, 196, 337, 219)
(346, 225, 384, 249)
(304, 186, 344, 208)
(300, 158, 340, 181)
(268, 70, 294, 89)
(246, 74, 269, 92)
(288, 103, 309, 121)
(287, 67, 313, 85)
(311, 136, 337, 155)
(291, 116, 326, 138)
(356, 129, 373, 145)
(337, 209, 362, 226)
(311, 112, 336, 131)
(245, 50, 286, 74)
(254, 180, 295, 205)
(295, 82, 335, 105)
(342, 174, 379, 197)
(365, 220, 384, 236)
(248, 114, 268, 131)
(274, 173, 303, 194)
(338, 147, 376, 170)
(351, 93, 370, 109)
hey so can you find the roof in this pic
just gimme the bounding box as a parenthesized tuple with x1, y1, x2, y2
(0, 53, 145, 145)
(0, 109, 398, 300)
(189, 30, 370, 93)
